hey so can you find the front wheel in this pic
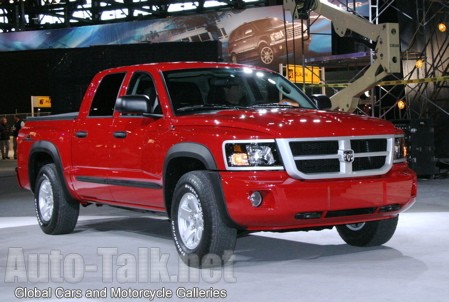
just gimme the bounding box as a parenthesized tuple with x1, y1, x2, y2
(35, 163, 79, 235)
(336, 216, 399, 247)
(171, 171, 237, 267)
(259, 44, 274, 65)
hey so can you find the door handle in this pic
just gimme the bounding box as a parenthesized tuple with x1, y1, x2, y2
(113, 131, 127, 139)
(75, 131, 88, 138)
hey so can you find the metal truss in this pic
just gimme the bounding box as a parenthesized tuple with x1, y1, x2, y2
(372, 0, 449, 120)
(0, 0, 264, 32)
(299, 0, 449, 121)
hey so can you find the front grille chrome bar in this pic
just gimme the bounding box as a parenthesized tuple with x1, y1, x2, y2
(276, 135, 395, 180)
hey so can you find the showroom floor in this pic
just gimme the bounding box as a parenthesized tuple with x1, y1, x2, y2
(1, 159, 448, 302)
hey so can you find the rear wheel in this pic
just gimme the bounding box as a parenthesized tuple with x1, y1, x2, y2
(171, 171, 237, 267)
(35, 163, 79, 235)
(336, 216, 398, 247)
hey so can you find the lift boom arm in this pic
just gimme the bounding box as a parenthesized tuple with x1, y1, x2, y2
(286, 0, 401, 112)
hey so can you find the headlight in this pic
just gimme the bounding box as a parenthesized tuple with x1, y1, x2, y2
(223, 140, 283, 170)
(270, 31, 284, 41)
(393, 135, 408, 163)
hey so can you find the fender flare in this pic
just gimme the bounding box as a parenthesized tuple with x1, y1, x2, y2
(257, 38, 271, 50)
(163, 143, 241, 229)
(164, 142, 218, 172)
(29, 141, 74, 200)
(203, 170, 242, 229)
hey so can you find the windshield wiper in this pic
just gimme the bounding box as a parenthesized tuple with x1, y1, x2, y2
(249, 103, 299, 108)
(176, 104, 244, 112)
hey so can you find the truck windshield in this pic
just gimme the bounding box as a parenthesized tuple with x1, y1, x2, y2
(163, 67, 315, 115)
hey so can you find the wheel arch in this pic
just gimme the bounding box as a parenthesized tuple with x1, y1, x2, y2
(165, 143, 217, 172)
(257, 38, 271, 49)
(163, 143, 239, 228)
(28, 141, 72, 200)
(163, 143, 216, 217)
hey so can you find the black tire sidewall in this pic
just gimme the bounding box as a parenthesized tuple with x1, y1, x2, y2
(171, 171, 237, 267)
(35, 165, 59, 232)
(171, 174, 212, 261)
(336, 217, 399, 247)
(34, 163, 79, 235)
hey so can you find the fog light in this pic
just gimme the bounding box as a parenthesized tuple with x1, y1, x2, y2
(295, 212, 322, 219)
(249, 191, 263, 207)
(380, 204, 401, 212)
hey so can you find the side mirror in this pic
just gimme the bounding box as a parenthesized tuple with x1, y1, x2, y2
(115, 95, 150, 114)
(311, 94, 332, 110)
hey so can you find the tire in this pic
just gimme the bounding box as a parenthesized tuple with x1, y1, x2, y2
(171, 171, 237, 267)
(336, 216, 399, 247)
(259, 43, 274, 65)
(34, 163, 79, 235)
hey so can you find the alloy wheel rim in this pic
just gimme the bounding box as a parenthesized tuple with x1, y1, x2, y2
(177, 192, 204, 250)
(38, 176, 54, 223)
(346, 222, 366, 231)
(260, 46, 274, 64)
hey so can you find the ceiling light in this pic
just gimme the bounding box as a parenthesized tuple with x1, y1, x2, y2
(415, 59, 424, 69)
(397, 100, 406, 110)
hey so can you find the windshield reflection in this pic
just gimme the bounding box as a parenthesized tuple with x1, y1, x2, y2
(163, 67, 315, 115)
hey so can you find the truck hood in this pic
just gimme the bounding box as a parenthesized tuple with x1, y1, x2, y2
(174, 108, 399, 138)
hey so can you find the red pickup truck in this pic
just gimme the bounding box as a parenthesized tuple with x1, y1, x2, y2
(17, 62, 417, 266)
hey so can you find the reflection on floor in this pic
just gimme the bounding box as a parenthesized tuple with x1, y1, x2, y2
(1, 169, 448, 301)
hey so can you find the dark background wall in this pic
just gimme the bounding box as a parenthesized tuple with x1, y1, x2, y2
(0, 41, 221, 114)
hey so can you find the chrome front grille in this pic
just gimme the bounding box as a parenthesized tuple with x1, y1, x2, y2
(276, 136, 394, 179)
(286, 25, 306, 40)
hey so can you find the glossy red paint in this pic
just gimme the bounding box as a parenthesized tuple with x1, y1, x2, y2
(219, 163, 417, 230)
(17, 62, 417, 232)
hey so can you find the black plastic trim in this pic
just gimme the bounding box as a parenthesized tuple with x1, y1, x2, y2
(163, 143, 241, 228)
(75, 131, 88, 138)
(76, 176, 162, 189)
(29, 141, 74, 200)
(164, 142, 217, 171)
(203, 171, 242, 229)
(76, 176, 107, 185)
(26, 112, 78, 121)
(325, 207, 376, 218)
(113, 131, 127, 139)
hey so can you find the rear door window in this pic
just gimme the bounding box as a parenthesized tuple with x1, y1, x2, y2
(89, 73, 126, 117)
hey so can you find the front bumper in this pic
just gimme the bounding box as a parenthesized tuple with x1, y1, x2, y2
(220, 163, 417, 231)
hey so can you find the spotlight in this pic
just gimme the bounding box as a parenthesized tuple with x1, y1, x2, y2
(438, 23, 447, 33)
(397, 100, 406, 110)
(415, 59, 424, 69)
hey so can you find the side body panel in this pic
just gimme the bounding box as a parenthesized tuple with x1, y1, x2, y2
(17, 118, 76, 197)
(107, 116, 168, 209)
(70, 117, 115, 201)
